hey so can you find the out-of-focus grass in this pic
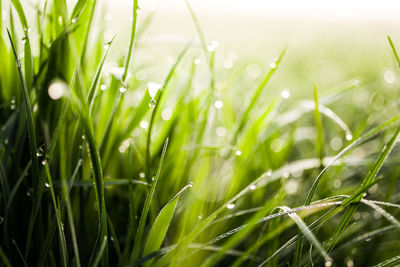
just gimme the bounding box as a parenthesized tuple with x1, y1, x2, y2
(1, 0, 400, 266)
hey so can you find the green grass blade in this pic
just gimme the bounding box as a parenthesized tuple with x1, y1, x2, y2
(372, 255, 400, 267)
(387, 36, 400, 69)
(122, 0, 138, 81)
(313, 84, 325, 166)
(130, 138, 169, 263)
(70, 0, 87, 20)
(143, 183, 192, 257)
(0, 245, 12, 267)
(232, 48, 286, 145)
(93, 237, 108, 267)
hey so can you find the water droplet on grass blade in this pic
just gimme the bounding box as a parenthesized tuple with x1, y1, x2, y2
(194, 58, 201, 65)
(267, 170, 272, 176)
(148, 99, 156, 108)
(48, 80, 67, 100)
(198, 214, 203, 219)
(139, 172, 145, 178)
(45, 183, 50, 188)
(250, 184, 256, 190)
(281, 89, 290, 99)
(140, 120, 148, 129)
(227, 203, 235, 209)
(100, 84, 107, 91)
(41, 160, 46, 166)
(235, 150, 242, 156)
(21, 36, 27, 44)
(214, 100, 223, 109)
(346, 133, 353, 141)
(36, 147, 44, 157)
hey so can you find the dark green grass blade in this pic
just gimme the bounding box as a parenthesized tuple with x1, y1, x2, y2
(44, 161, 68, 267)
(6, 29, 41, 260)
(130, 138, 169, 263)
(313, 84, 325, 166)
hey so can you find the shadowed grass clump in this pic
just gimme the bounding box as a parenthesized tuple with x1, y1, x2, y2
(1, 0, 400, 266)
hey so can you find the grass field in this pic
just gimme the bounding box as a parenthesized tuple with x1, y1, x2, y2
(1, 0, 400, 266)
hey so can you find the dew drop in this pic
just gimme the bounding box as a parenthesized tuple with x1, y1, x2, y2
(100, 84, 107, 91)
(21, 36, 27, 44)
(140, 120, 148, 129)
(10, 105, 15, 110)
(226, 203, 235, 209)
(194, 58, 201, 65)
(139, 172, 145, 178)
(119, 87, 127, 93)
(325, 259, 333, 267)
(36, 147, 44, 157)
(148, 99, 156, 108)
(235, 150, 242, 156)
(214, 100, 223, 109)
(82, 135, 85, 140)
(266, 170, 272, 176)
(188, 181, 193, 187)
(281, 89, 290, 99)
(71, 18, 78, 24)
(346, 133, 353, 141)
(270, 62, 277, 69)
(249, 185, 256, 190)
(41, 160, 46, 166)
(45, 183, 50, 188)
(198, 214, 203, 219)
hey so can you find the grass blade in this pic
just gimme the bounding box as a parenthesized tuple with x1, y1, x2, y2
(130, 138, 169, 263)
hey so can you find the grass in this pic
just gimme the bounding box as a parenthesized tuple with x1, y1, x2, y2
(1, 0, 400, 266)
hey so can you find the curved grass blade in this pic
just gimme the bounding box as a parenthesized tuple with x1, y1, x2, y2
(130, 138, 169, 263)
(93, 237, 108, 267)
(143, 183, 192, 259)
(388, 36, 400, 69)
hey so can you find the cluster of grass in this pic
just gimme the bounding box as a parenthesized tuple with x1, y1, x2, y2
(1, 0, 400, 266)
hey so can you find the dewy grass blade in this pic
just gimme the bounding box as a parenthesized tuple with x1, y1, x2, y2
(6, 29, 41, 260)
(388, 36, 400, 69)
(145, 43, 190, 179)
(44, 161, 68, 267)
(232, 48, 286, 145)
(372, 254, 400, 267)
(130, 138, 169, 263)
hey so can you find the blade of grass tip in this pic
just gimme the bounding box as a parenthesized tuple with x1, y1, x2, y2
(232, 48, 286, 145)
(372, 254, 400, 267)
(10, 0, 33, 89)
(79, 0, 99, 65)
(44, 161, 68, 267)
(70, 0, 87, 21)
(145, 43, 191, 180)
(143, 183, 193, 261)
(0, 245, 12, 267)
(7, 29, 41, 259)
(87, 36, 115, 111)
(388, 36, 400, 69)
(315, 125, 400, 266)
(130, 138, 169, 263)
(305, 115, 400, 206)
(122, 0, 138, 81)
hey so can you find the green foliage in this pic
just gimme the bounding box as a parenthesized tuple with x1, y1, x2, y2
(1, 1, 400, 266)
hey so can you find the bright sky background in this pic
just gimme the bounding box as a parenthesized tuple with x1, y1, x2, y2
(114, 0, 400, 22)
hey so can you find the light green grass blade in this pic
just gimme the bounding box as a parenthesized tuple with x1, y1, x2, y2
(130, 138, 169, 263)
(232, 48, 286, 145)
(372, 255, 400, 267)
(387, 36, 400, 68)
(313, 84, 325, 166)
(143, 183, 192, 258)
(122, 0, 138, 81)
(70, 0, 87, 20)
(0, 245, 12, 267)
(93, 236, 108, 267)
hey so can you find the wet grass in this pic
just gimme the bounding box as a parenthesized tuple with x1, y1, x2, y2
(1, 0, 400, 266)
